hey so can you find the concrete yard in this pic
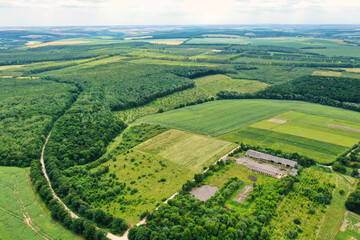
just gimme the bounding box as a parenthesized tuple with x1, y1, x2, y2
(190, 185, 219, 201)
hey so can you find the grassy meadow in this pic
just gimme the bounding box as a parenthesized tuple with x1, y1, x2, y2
(94, 150, 194, 224)
(0, 167, 78, 240)
(204, 162, 274, 188)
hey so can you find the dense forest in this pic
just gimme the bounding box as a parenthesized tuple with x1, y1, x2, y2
(0, 78, 78, 167)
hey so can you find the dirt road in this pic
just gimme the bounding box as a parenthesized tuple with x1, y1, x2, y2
(40, 132, 125, 240)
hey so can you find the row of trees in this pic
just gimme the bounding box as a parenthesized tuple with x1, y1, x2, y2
(346, 182, 360, 214)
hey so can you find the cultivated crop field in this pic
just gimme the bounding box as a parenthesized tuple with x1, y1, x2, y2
(143, 100, 360, 163)
(222, 127, 347, 164)
(135, 129, 236, 172)
(141, 100, 296, 136)
(0, 167, 78, 240)
(252, 111, 360, 147)
(142, 99, 360, 136)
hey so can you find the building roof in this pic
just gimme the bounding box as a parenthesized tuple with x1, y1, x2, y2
(246, 164, 283, 177)
(245, 150, 297, 168)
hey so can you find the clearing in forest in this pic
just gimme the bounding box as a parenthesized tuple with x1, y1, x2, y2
(312, 70, 342, 77)
(194, 74, 268, 96)
(0, 167, 78, 240)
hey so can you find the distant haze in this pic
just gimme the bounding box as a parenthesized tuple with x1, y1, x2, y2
(0, 0, 359, 26)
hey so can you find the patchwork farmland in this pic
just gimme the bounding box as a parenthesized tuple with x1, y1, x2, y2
(143, 99, 360, 164)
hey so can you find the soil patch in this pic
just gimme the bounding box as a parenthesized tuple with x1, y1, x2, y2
(268, 118, 287, 124)
(248, 175, 258, 182)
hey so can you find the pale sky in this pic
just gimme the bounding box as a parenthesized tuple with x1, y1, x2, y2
(0, 0, 359, 26)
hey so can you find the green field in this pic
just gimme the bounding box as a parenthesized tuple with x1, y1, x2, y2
(0, 167, 78, 240)
(205, 162, 274, 188)
(195, 74, 268, 96)
(135, 129, 236, 172)
(252, 111, 360, 147)
(307, 46, 360, 58)
(186, 37, 354, 51)
(221, 127, 347, 164)
(141, 99, 360, 137)
(141, 100, 294, 136)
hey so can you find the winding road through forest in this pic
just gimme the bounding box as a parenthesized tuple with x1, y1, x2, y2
(40, 132, 125, 240)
